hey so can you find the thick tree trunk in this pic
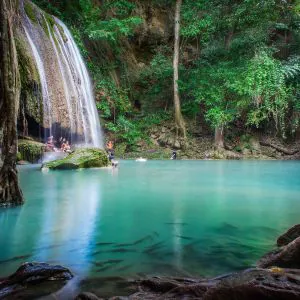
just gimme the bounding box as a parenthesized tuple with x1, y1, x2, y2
(173, 0, 186, 139)
(215, 126, 224, 149)
(0, 0, 24, 206)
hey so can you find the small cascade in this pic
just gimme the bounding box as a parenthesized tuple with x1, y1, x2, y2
(21, 1, 103, 148)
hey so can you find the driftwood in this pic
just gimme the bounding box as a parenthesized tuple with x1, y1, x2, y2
(0, 262, 73, 299)
(260, 140, 299, 155)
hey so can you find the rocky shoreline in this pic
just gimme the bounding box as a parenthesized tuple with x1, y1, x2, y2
(1, 224, 300, 299)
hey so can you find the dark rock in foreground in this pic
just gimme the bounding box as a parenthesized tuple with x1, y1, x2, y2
(0, 262, 73, 299)
(75, 292, 103, 300)
(43, 148, 110, 170)
(105, 268, 300, 300)
(203, 268, 300, 300)
(277, 224, 300, 246)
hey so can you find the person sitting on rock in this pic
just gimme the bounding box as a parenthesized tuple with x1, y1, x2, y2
(60, 139, 66, 152)
(64, 141, 71, 153)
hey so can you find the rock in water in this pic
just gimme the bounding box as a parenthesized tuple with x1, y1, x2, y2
(277, 224, 300, 246)
(75, 292, 102, 300)
(204, 268, 300, 300)
(0, 262, 73, 298)
(43, 148, 110, 170)
(257, 236, 300, 268)
(18, 139, 45, 163)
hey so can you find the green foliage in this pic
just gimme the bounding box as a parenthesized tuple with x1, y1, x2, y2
(32, 0, 300, 145)
(87, 17, 142, 42)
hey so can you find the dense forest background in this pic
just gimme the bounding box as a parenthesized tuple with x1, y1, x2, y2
(30, 0, 300, 157)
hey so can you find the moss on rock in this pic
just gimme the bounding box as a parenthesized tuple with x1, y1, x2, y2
(24, 1, 38, 24)
(43, 148, 110, 170)
(16, 35, 43, 125)
(18, 139, 45, 163)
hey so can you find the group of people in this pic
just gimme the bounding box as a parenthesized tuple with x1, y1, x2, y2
(45, 136, 71, 153)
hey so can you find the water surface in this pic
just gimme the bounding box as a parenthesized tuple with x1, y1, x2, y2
(0, 160, 299, 281)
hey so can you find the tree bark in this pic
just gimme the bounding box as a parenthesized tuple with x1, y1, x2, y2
(0, 0, 24, 206)
(173, 0, 186, 139)
(215, 126, 224, 149)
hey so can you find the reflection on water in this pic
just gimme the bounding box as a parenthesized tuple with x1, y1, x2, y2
(0, 160, 300, 282)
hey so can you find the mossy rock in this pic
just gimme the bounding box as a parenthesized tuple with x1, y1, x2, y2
(43, 148, 110, 170)
(18, 139, 45, 163)
(24, 1, 38, 24)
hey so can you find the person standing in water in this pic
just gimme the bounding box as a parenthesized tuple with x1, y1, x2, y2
(171, 150, 177, 160)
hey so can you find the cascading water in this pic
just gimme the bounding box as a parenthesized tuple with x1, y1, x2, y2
(21, 1, 103, 148)
(23, 27, 53, 137)
(54, 19, 103, 148)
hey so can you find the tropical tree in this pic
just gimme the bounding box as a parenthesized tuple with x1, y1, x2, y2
(0, 0, 23, 205)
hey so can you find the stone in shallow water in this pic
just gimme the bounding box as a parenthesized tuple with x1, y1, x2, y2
(43, 148, 110, 170)
(277, 224, 300, 246)
(0, 262, 73, 298)
(257, 236, 300, 268)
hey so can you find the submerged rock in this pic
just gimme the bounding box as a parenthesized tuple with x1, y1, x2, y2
(277, 224, 300, 246)
(0, 262, 73, 299)
(43, 148, 110, 170)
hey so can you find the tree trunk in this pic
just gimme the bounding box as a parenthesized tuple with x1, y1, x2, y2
(0, 0, 24, 206)
(173, 0, 186, 139)
(215, 126, 224, 149)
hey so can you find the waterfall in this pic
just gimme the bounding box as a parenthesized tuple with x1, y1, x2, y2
(54, 19, 103, 148)
(22, 3, 103, 148)
(23, 27, 53, 137)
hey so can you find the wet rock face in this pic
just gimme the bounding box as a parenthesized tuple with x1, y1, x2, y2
(0, 262, 73, 299)
(257, 236, 300, 269)
(43, 148, 110, 170)
(277, 224, 300, 246)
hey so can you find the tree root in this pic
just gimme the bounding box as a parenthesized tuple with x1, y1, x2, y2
(0, 165, 23, 206)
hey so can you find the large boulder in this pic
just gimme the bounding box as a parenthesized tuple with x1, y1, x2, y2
(18, 139, 45, 163)
(277, 224, 300, 246)
(43, 148, 110, 170)
(257, 236, 300, 269)
(0, 262, 73, 299)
